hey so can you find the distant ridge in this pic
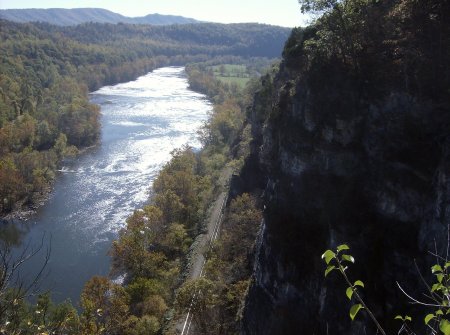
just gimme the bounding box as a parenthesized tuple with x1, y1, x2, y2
(0, 8, 200, 26)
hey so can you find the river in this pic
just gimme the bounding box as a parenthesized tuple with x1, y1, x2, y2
(2, 67, 211, 305)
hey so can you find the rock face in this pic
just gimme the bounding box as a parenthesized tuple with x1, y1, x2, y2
(241, 2, 450, 333)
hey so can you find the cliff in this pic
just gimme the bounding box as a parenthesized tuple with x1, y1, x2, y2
(241, 1, 450, 334)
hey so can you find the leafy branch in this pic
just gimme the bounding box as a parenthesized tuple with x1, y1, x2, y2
(322, 243, 450, 335)
(322, 244, 387, 335)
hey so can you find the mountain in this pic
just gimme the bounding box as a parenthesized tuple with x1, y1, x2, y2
(0, 8, 200, 26)
(237, 1, 450, 334)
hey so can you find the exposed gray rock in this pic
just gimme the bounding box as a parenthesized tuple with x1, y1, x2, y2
(241, 62, 450, 334)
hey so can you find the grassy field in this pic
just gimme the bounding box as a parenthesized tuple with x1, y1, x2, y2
(208, 64, 250, 88)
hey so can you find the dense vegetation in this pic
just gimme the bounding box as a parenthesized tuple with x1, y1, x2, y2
(10, 0, 447, 331)
(0, 33, 268, 331)
(176, 193, 263, 334)
(0, 18, 289, 216)
(238, 0, 450, 334)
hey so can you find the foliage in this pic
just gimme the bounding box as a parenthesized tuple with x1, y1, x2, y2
(175, 194, 262, 334)
(80, 276, 130, 335)
(166, 61, 265, 333)
(412, 261, 450, 335)
(106, 146, 213, 333)
(103, 92, 260, 331)
(298, 0, 341, 14)
(0, 18, 276, 332)
(0, 18, 288, 216)
(176, 278, 219, 334)
(0, 238, 80, 335)
(288, 0, 450, 102)
(323, 244, 450, 335)
(322, 244, 387, 334)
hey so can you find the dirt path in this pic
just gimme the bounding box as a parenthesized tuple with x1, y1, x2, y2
(174, 166, 233, 335)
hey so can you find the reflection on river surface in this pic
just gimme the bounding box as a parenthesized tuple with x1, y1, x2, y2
(0, 67, 211, 304)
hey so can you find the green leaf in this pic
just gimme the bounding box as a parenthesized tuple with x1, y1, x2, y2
(325, 265, 337, 277)
(354, 280, 364, 288)
(346, 286, 354, 300)
(432, 283, 443, 292)
(440, 319, 450, 335)
(445, 262, 450, 269)
(342, 254, 355, 263)
(337, 244, 350, 252)
(436, 310, 444, 316)
(349, 304, 364, 321)
(321, 250, 336, 265)
(395, 315, 412, 322)
(424, 313, 435, 325)
(437, 273, 444, 283)
(432, 264, 443, 274)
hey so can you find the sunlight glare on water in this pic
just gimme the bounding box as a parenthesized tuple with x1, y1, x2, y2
(10, 67, 211, 303)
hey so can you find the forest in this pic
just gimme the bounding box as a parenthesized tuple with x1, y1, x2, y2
(2, 0, 449, 333)
(240, 0, 450, 334)
(0, 18, 289, 217)
(0, 13, 283, 334)
(0, 48, 265, 333)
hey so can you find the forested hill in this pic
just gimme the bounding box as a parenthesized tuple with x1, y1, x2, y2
(0, 8, 199, 26)
(0, 19, 290, 216)
(44, 21, 291, 59)
(240, 0, 450, 334)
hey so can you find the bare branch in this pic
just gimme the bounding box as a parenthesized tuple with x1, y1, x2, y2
(396, 282, 443, 307)
(427, 250, 446, 262)
(446, 224, 449, 263)
(0, 232, 52, 307)
(414, 259, 441, 303)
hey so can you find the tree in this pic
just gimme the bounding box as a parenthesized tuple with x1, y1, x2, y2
(298, 0, 340, 14)
(26, 293, 80, 335)
(0, 235, 52, 333)
(161, 223, 192, 256)
(176, 278, 219, 334)
(80, 276, 130, 335)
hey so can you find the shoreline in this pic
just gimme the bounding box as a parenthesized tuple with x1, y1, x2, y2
(0, 143, 100, 225)
(0, 187, 51, 224)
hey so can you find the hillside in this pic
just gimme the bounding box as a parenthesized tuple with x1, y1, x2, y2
(6, 1, 450, 333)
(0, 12, 280, 331)
(239, 0, 450, 334)
(0, 18, 289, 216)
(0, 8, 199, 26)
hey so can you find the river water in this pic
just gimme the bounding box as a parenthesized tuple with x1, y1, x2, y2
(3, 67, 211, 305)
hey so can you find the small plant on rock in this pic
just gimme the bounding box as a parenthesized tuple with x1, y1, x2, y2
(322, 243, 450, 335)
(322, 244, 387, 335)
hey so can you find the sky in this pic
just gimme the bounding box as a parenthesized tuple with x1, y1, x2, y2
(0, 0, 310, 27)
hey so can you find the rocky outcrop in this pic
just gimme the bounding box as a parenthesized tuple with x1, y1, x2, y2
(241, 27, 450, 333)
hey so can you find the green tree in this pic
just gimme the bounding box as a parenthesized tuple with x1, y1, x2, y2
(298, 0, 340, 13)
(176, 278, 219, 334)
(80, 276, 130, 335)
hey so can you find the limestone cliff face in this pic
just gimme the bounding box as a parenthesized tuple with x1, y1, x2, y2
(241, 10, 450, 331)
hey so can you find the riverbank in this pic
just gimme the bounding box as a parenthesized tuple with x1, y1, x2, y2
(0, 144, 99, 223)
(0, 187, 50, 223)
(0, 67, 212, 305)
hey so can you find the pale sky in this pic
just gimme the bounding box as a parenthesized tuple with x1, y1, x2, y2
(0, 0, 309, 27)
